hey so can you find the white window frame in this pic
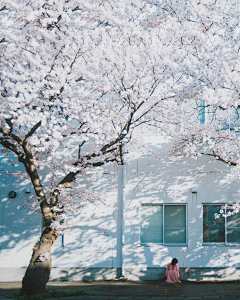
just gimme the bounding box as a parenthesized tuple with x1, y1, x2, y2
(140, 203, 187, 246)
(203, 203, 240, 245)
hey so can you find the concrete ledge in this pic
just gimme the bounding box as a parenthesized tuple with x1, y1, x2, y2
(125, 267, 240, 281)
(50, 268, 119, 281)
(0, 268, 26, 281)
(183, 267, 240, 281)
(1, 267, 240, 282)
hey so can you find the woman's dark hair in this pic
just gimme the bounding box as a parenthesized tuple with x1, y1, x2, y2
(171, 258, 178, 265)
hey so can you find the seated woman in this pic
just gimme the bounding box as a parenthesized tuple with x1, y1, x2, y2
(165, 258, 181, 283)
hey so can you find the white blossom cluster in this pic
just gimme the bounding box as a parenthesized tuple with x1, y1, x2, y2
(0, 0, 239, 227)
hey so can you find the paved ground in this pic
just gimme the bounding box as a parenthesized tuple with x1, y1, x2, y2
(1, 281, 240, 300)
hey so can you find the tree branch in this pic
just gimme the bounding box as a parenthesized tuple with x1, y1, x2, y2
(24, 121, 41, 141)
(78, 141, 85, 160)
(134, 95, 175, 124)
(20, 140, 46, 200)
(0, 125, 22, 144)
(201, 152, 237, 166)
(58, 171, 80, 187)
(0, 139, 25, 162)
(0, 128, 51, 225)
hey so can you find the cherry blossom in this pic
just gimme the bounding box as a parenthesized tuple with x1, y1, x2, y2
(0, 0, 238, 295)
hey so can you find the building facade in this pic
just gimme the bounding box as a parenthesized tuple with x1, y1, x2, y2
(0, 135, 240, 282)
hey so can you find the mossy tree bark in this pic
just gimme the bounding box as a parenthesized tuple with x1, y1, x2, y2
(20, 227, 58, 295)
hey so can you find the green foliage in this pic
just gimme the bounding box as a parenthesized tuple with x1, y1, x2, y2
(8, 288, 93, 300)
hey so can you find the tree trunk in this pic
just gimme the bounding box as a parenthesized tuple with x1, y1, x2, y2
(20, 228, 58, 295)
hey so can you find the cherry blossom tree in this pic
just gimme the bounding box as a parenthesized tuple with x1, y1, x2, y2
(170, 103, 240, 215)
(166, 0, 240, 195)
(0, 0, 238, 295)
(169, 3, 240, 214)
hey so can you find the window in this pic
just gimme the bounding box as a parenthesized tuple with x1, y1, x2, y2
(203, 204, 240, 244)
(203, 205, 225, 243)
(164, 205, 186, 244)
(204, 105, 240, 134)
(140, 204, 187, 245)
(227, 209, 240, 243)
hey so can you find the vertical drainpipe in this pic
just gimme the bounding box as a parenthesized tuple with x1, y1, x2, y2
(117, 164, 126, 278)
(200, 100, 205, 124)
(122, 164, 126, 277)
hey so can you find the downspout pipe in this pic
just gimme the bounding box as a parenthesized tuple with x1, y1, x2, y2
(117, 164, 126, 278)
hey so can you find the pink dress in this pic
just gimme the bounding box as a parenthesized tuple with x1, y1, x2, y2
(165, 263, 181, 283)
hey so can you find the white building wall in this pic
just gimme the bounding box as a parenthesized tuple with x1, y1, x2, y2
(0, 159, 42, 280)
(1, 137, 240, 281)
(123, 135, 240, 280)
(0, 156, 120, 281)
(50, 167, 119, 280)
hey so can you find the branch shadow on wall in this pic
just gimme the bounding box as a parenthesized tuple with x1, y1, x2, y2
(1, 152, 240, 282)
